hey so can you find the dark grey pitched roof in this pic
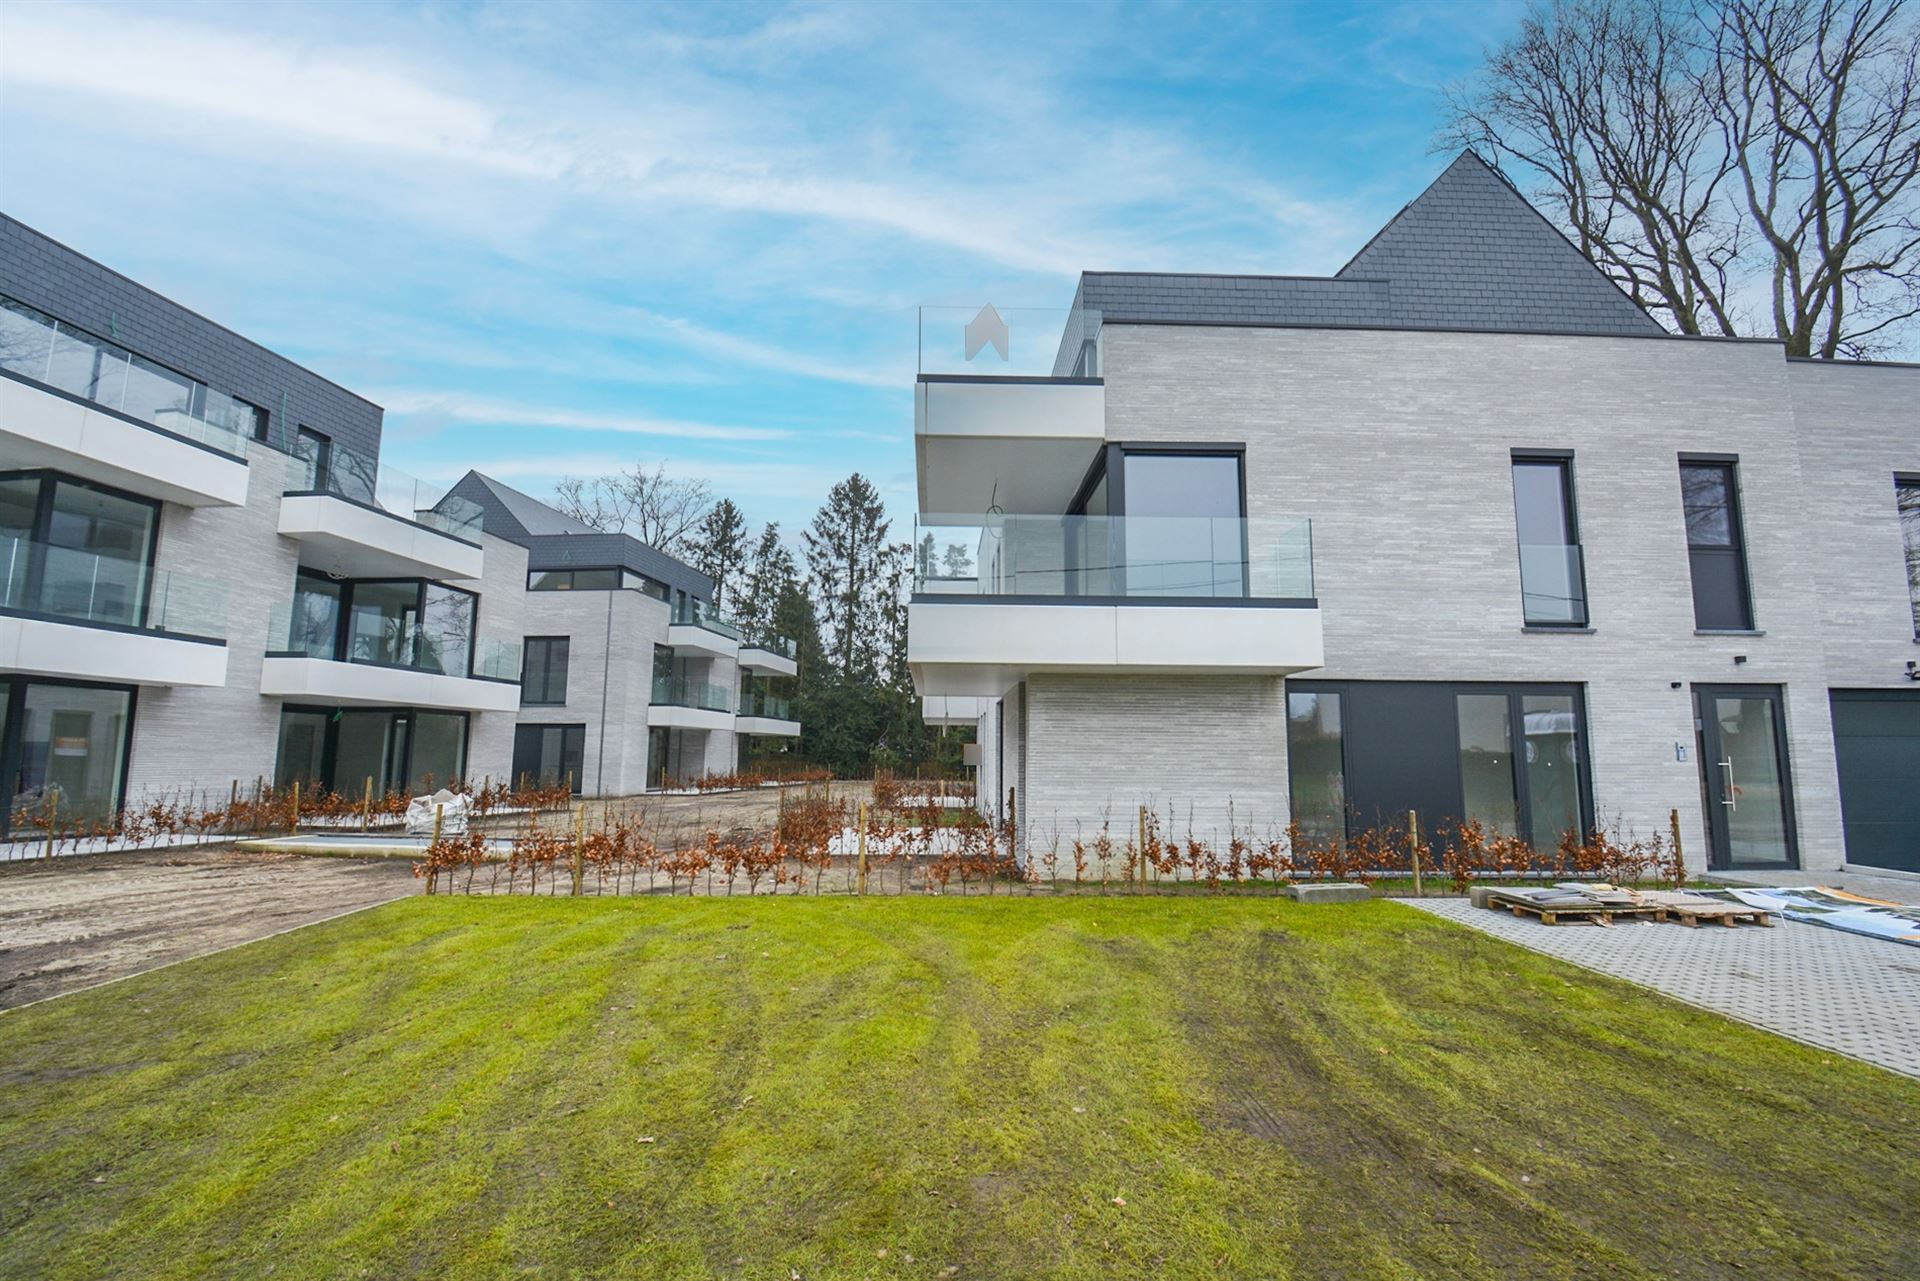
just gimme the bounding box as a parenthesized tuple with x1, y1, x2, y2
(447, 471, 714, 599)
(1062, 152, 1662, 345)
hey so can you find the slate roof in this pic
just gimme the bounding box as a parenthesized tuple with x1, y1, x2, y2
(447, 471, 714, 599)
(1064, 152, 1662, 350)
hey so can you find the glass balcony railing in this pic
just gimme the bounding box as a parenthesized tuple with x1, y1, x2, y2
(917, 305, 1102, 379)
(739, 689, 793, 721)
(1, 297, 257, 458)
(740, 634, 796, 659)
(286, 437, 484, 542)
(652, 676, 733, 713)
(913, 513, 1314, 600)
(1, 534, 228, 639)
(1518, 544, 1589, 627)
(671, 597, 742, 640)
(267, 601, 519, 681)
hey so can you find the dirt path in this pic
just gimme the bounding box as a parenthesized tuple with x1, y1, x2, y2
(0, 848, 418, 1010)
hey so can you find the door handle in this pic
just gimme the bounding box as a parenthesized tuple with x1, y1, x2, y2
(1719, 758, 1736, 811)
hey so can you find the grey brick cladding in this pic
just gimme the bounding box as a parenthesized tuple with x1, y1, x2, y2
(0, 213, 383, 459)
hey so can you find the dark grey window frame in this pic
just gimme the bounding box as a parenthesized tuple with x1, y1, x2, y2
(1679, 454, 1755, 632)
(1065, 442, 1249, 598)
(512, 722, 586, 794)
(278, 569, 480, 678)
(272, 702, 471, 796)
(1898, 473, 1920, 641)
(0, 674, 140, 838)
(520, 636, 570, 706)
(1510, 449, 1589, 629)
(0, 468, 164, 636)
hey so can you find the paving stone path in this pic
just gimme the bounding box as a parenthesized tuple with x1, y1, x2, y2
(1408, 897, 1920, 1080)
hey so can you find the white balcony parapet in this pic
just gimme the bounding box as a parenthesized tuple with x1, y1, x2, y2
(735, 715, 801, 737)
(278, 493, 485, 580)
(260, 656, 519, 712)
(0, 372, 249, 508)
(0, 614, 227, 687)
(737, 639, 798, 677)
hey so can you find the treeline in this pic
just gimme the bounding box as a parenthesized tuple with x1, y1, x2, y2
(553, 465, 969, 779)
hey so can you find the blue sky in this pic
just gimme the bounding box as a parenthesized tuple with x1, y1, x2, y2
(0, 0, 1522, 535)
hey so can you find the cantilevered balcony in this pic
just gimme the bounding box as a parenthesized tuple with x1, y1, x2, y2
(648, 675, 734, 731)
(736, 684, 800, 737)
(277, 440, 485, 580)
(0, 535, 228, 686)
(737, 634, 798, 678)
(0, 299, 250, 507)
(259, 601, 519, 712)
(667, 598, 742, 657)
(907, 513, 1323, 696)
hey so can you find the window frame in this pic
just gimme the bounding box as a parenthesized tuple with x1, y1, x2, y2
(1510, 450, 1589, 628)
(282, 569, 479, 677)
(1897, 474, 1920, 641)
(520, 635, 571, 706)
(0, 468, 164, 632)
(1679, 454, 1755, 632)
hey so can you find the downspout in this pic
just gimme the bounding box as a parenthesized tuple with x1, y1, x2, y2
(596, 588, 612, 795)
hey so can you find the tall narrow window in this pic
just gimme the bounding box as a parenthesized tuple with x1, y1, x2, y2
(521, 637, 570, 706)
(1899, 479, 1920, 639)
(1512, 457, 1587, 626)
(1456, 693, 1519, 837)
(1681, 461, 1753, 630)
(1286, 690, 1347, 846)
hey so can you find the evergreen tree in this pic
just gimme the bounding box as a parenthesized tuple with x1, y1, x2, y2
(737, 522, 798, 645)
(687, 498, 750, 609)
(803, 474, 890, 683)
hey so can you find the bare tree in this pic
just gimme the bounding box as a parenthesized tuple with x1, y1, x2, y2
(1443, 0, 1920, 358)
(551, 463, 713, 554)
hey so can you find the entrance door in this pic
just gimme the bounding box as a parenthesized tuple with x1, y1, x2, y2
(1695, 685, 1797, 869)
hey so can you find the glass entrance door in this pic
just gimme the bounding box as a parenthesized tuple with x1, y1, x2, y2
(1695, 686, 1797, 869)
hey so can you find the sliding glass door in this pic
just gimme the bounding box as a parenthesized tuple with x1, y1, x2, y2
(0, 678, 134, 835)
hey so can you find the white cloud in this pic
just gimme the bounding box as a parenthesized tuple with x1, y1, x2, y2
(375, 390, 790, 442)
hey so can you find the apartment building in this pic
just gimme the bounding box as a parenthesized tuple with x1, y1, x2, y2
(908, 153, 1920, 877)
(0, 216, 795, 833)
(445, 472, 800, 794)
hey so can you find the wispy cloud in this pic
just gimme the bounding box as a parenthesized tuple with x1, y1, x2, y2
(375, 390, 790, 442)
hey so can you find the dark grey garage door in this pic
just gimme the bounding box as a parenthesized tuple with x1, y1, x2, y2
(1831, 690, 1920, 872)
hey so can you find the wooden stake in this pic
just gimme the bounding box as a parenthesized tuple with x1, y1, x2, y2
(571, 803, 587, 896)
(1408, 810, 1423, 897)
(43, 794, 56, 860)
(856, 801, 869, 895)
(428, 802, 445, 895)
(228, 780, 239, 835)
(1138, 805, 1148, 890)
(1669, 807, 1685, 887)
(361, 776, 374, 833)
(290, 780, 300, 835)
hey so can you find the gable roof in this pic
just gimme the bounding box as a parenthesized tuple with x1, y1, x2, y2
(1058, 151, 1663, 356)
(447, 471, 714, 599)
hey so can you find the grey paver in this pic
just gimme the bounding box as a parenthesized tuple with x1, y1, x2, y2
(1406, 898, 1920, 1080)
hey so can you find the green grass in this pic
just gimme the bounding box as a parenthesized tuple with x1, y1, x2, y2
(2, 897, 1915, 1280)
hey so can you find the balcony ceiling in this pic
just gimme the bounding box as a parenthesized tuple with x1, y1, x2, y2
(915, 377, 1105, 516)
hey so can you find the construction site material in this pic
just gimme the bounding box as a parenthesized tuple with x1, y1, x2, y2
(1709, 886, 1920, 947)
(1481, 886, 1655, 927)
(1632, 890, 1775, 929)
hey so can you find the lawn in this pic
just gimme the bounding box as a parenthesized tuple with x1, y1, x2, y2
(2, 897, 1915, 1280)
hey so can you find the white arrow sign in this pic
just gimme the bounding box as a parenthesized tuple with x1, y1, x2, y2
(964, 304, 1009, 362)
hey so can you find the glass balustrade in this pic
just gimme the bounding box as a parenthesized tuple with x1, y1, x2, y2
(0, 534, 227, 639)
(912, 513, 1315, 600)
(286, 435, 483, 541)
(917, 305, 1102, 378)
(671, 597, 742, 640)
(0, 297, 256, 457)
(267, 600, 518, 680)
(651, 675, 734, 712)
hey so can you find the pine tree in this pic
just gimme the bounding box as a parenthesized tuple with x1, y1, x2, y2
(687, 499, 750, 609)
(803, 474, 890, 683)
(737, 522, 798, 645)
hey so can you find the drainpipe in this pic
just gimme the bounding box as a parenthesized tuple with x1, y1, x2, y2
(596, 588, 612, 795)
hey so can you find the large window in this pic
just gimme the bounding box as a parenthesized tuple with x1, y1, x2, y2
(1900, 479, 1920, 639)
(1285, 690, 1348, 846)
(528, 568, 620, 591)
(0, 471, 160, 630)
(1681, 460, 1753, 630)
(512, 724, 585, 793)
(521, 637, 570, 706)
(1117, 449, 1245, 597)
(270, 706, 469, 797)
(1, 678, 134, 835)
(287, 573, 478, 677)
(1512, 456, 1587, 627)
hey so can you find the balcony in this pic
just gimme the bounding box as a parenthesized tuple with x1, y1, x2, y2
(738, 634, 798, 677)
(277, 440, 485, 580)
(0, 299, 251, 507)
(259, 601, 519, 712)
(0, 535, 228, 686)
(648, 675, 734, 731)
(736, 686, 800, 737)
(907, 513, 1323, 696)
(667, 598, 742, 656)
(920, 695, 991, 725)
(915, 305, 1106, 518)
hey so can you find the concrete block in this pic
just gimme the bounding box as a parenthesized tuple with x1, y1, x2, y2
(1286, 882, 1371, 904)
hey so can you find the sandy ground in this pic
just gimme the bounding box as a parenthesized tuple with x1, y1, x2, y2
(0, 784, 891, 1010)
(0, 847, 419, 1010)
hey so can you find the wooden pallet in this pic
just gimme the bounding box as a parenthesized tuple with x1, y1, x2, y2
(1485, 896, 1656, 927)
(1648, 903, 1775, 928)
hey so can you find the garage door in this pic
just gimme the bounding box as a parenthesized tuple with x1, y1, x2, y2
(1830, 690, 1920, 872)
